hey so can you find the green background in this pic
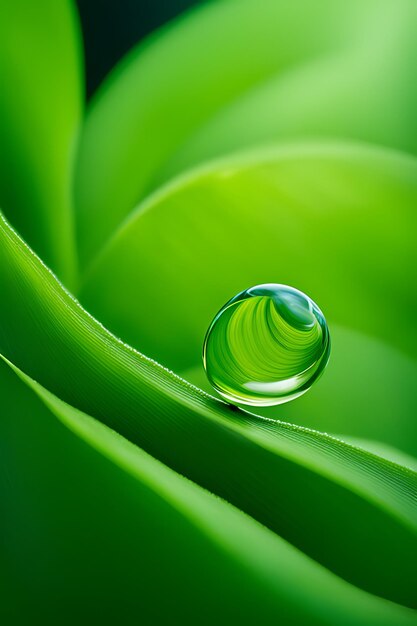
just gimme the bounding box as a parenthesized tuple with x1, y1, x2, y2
(0, 1, 416, 624)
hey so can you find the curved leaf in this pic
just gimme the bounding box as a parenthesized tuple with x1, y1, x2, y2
(74, 0, 369, 266)
(2, 359, 416, 625)
(0, 211, 416, 606)
(259, 325, 417, 452)
(0, 0, 83, 287)
(182, 323, 417, 458)
(80, 142, 417, 454)
(158, 1, 417, 184)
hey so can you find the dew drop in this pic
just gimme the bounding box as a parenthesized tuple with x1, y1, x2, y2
(203, 284, 330, 406)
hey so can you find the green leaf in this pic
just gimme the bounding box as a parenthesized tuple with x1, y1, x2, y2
(158, 0, 417, 184)
(181, 323, 417, 459)
(0, 0, 83, 287)
(79, 142, 417, 455)
(337, 437, 417, 473)
(1, 210, 416, 607)
(2, 358, 416, 625)
(74, 0, 416, 270)
(74, 0, 373, 267)
(259, 325, 417, 454)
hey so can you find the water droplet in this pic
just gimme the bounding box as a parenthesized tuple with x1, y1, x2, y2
(203, 284, 330, 406)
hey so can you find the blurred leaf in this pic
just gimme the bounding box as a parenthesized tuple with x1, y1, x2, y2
(1, 212, 416, 607)
(80, 142, 417, 454)
(158, 0, 417, 184)
(74, 0, 367, 266)
(3, 359, 417, 625)
(0, 0, 83, 287)
(74, 0, 416, 270)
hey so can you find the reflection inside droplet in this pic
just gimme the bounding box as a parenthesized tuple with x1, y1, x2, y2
(203, 283, 330, 406)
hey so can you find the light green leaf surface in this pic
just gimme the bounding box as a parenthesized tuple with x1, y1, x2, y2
(80, 142, 417, 455)
(74, 0, 417, 270)
(1, 212, 416, 607)
(74, 0, 370, 267)
(0, 0, 83, 287)
(2, 358, 416, 625)
(158, 1, 417, 185)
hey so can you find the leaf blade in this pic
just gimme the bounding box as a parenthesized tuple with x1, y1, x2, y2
(80, 142, 417, 454)
(0, 0, 83, 286)
(74, 0, 367, 266)
(1, 210, 416, 606)
(2, 357, 416, 625)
